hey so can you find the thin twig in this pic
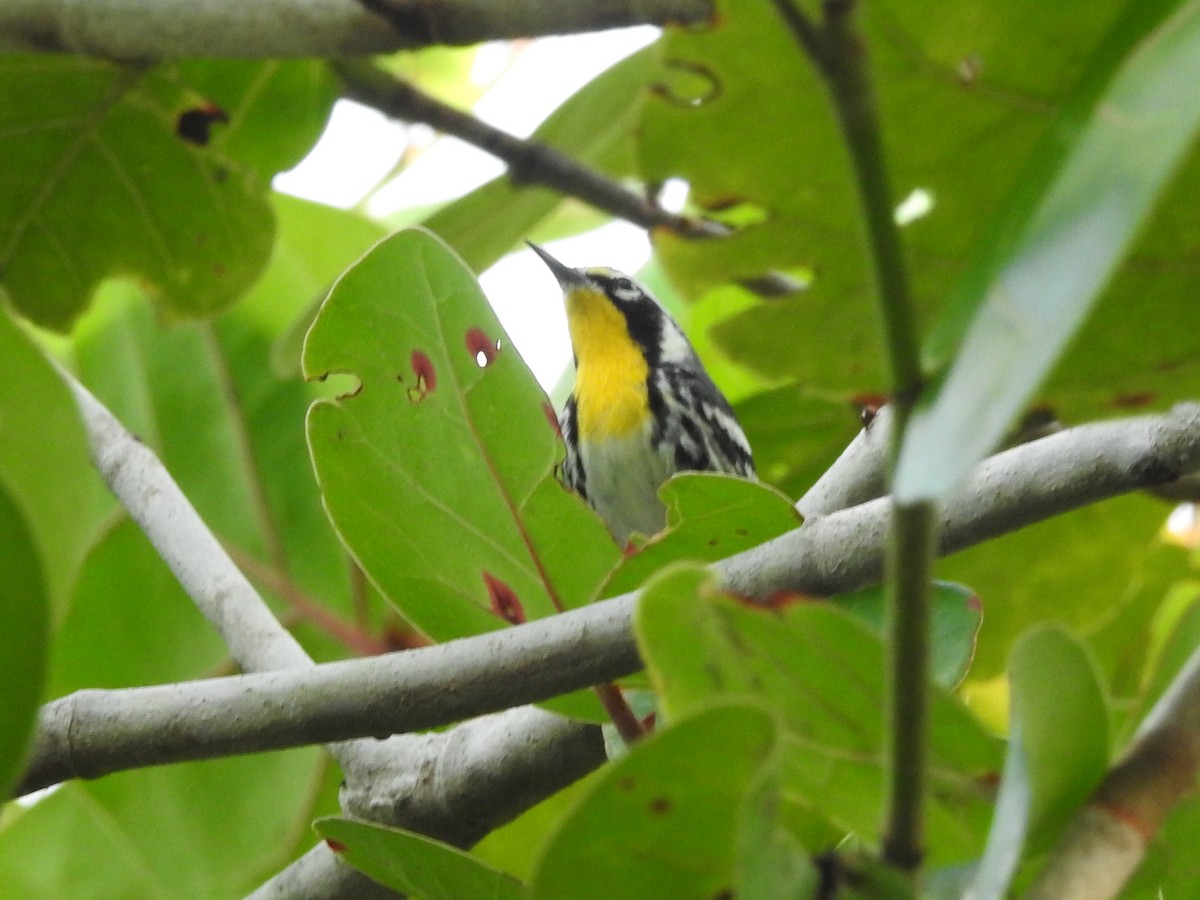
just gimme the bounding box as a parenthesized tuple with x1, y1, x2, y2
(770, 0, 934, 870)
(335, 59, 714, 238)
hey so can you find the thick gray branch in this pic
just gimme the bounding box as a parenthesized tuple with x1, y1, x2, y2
(0, 0, 712, 59)
(23, 402, 1200, 799)
(17, 591, 636, 795)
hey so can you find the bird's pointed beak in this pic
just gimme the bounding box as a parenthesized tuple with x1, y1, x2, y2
(526, 241, 588, 290)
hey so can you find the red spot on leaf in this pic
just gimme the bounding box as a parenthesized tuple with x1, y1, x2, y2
(966, 593, 983, 615)
(1113, 391, 1156, 409)
(407, 350, 436, 402)
(484, 572, 525, 624)
(176, 102, 229, 145)
(761, 590, 816, 609)
(325, 838, 347, 853)
(543, 401, 562, 437)
(640, 711, 657, 732)
(465, 328, 500, 367)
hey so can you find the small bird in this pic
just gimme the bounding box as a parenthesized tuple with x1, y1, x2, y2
(528, 242, 756, 544)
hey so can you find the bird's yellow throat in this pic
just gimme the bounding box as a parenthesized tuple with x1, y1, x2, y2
(566, 287, 651, 440)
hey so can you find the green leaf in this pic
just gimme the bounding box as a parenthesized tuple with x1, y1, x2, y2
(0, 304, 110, 608)
(970, 626, 1109, 898)
(315, 818, 524, 900)
(423, 45, 658, 271)
(305, 228, 620, 643)
(602, 473, 799, 598)
(252, 194, 389, 378)
(0, 485, 48, 798)
(833, 581, 982, 689)
(896, 0, 1200, 500)
(177, 60, 337, 180)
(0, 751, 328, 899)
(68, 272, 379, 658)
(941, 493, 1186, 682)
(530, 703, 780, 900)
(636, 566, 1002, 864)
(0, 57, 278, 329)
(1129, 588, 1200, 733)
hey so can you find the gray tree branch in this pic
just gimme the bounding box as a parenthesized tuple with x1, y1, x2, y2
(1026, 613, 1200, 900)
(23, 398, 1200, 800)
(0, 0, 712, 59)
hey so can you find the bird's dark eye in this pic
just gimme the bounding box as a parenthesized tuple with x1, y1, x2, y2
(613, 278, 637, 296)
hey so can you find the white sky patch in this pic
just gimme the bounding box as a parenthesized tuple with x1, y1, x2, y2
(659, 177, 690, 214)
(894, 187, 935, 226)
(481, 219, 651, 388)
(272, 100, 408, 208)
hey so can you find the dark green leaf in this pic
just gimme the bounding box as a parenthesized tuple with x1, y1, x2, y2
(0, 57, 276, 328)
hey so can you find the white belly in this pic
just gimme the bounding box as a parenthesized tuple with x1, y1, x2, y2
(580, 420, 672, 544)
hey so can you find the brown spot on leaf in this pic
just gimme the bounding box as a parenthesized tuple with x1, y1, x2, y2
(1113, 391, 1156, 409)
(640, 711, 657, 732)
(543, 401, 562, 437)
(617, 776, 636, 791)
(325, 838, 347, 853)
(648, 795, 672, 815)
(484, 572, 525, 624)
(406, 350, 436, 402)
(466, 327, 500, 367)
(176, 103, 229, 146)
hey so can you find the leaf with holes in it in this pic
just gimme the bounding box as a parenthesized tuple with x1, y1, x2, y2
(0, 56, 287, 330)
(304, 227, 621, 650)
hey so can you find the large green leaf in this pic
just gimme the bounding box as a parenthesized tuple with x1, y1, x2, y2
(636, 565, 1002, 864)
(641, 1, 1124, 385)
(896, 0, 1200, 499)
(0, 304, 110, 608)
(530, 703, 783, 900)
(305, 228, 621, 644)
(0, 486, 48, 798)
(0, 57, 333, 329)
(941, 493, 1186, 682)
(0, 751, 329, 899)
(970, 626, 1109, 898)
(316, 818, 524, 900)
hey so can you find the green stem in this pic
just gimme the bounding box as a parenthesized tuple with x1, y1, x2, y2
(770, 0, 933, 871)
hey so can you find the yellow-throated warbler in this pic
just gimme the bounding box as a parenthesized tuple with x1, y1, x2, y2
(528, 242, 756, 543)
